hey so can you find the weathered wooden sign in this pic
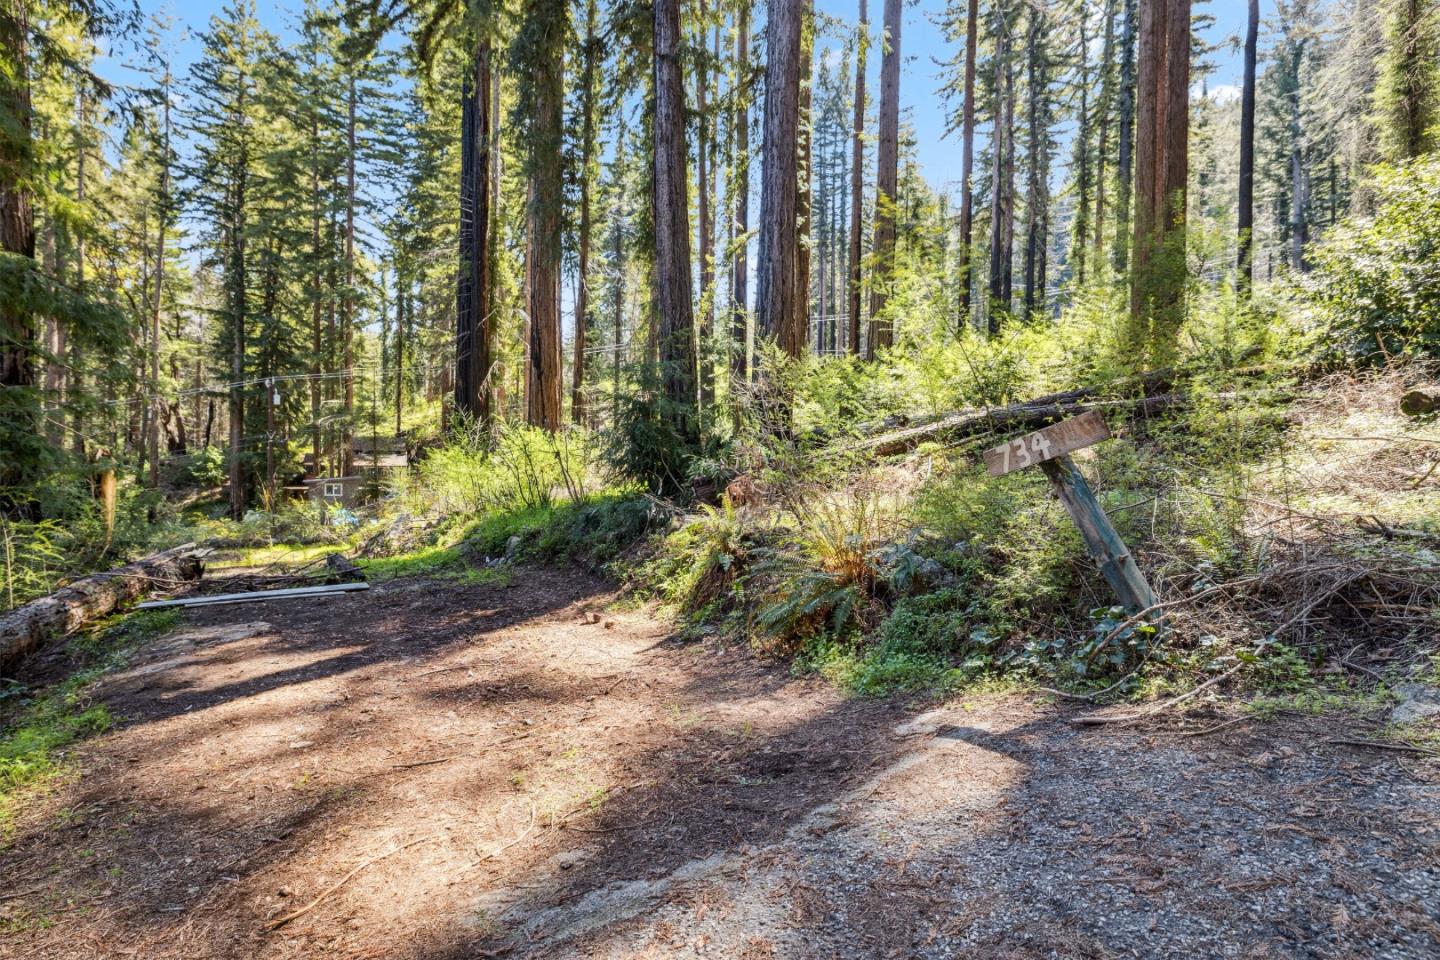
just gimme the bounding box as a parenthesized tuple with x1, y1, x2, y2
(984, 411, 1156, 616)
(984, 409, 1111, 477)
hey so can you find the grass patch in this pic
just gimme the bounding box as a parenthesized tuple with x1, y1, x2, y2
(0, 609, 179, 837)
(210, 541, 343, 571)
(361, 541, 468, 581)
(357, 492, 656, 585)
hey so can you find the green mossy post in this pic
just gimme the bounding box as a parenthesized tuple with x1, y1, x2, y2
(1039, 455, 1157, 616)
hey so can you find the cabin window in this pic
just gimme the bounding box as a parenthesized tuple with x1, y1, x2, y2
(324, 482, 344, 498)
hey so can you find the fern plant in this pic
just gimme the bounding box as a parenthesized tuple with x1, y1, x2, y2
(752, 475, 899, 648)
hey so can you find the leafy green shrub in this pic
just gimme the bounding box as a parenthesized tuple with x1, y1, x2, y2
(411, 420, 599, 516)
(0, 517, 66, 611)
(1306, 157, 1440, 360)
(178, 446, 227, 487)
(603, 388, 700, 497)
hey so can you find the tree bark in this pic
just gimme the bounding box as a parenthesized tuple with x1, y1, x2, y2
(1072, 3, 1091, 287)
(987, 10, 1014, 331)
(1112, 0, 1137, 272)
(574, 0, 599, 425)
(343, 73, 357, 473)
(310, 81, 324, 478)
(848, 0, 868, 353)
(1128, 0, 1190, 364)
(756, 0, 803, 356)
(70, 95, 86, 459)
(794, 0, 813, 355)
(867, 0, 901, 357)
(525, 3, 564, 433)
(1023, 9, 1048, 317)
(653, 0, 698, 435)
(227, 78, 249, 520)
(956, 0, 978, 328)
(612, 133, 629, 425)
(395, 267, 405, 436)
(696, 0, 715, 409)
(1094, 0, 1117, 259)
(0, 0, 37, 492)
(149, 68, 172, 490)
(1237, 0, 1257, 288)
(1286, 40, 1309, 273)
(858, 392, 1183, 456)
(731, 2, 752, 380)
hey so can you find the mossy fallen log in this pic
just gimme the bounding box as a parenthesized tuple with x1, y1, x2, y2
(856, 394, 1184, 456)
(0, 544, 206, 674)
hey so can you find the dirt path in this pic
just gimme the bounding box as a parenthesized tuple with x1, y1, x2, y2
(2, 567, 1437, 959)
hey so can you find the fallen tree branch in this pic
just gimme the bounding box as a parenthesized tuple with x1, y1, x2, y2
(0, 543, 206, 673)
(1327, 738, 1440, 757)
(1071, 662, 1247, 727)
(267, 831, 442, 930)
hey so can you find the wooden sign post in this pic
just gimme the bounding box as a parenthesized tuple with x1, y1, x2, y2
(984, 411, 1157, 616)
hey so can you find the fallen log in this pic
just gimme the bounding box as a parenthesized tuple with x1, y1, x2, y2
(857, 394, 1183, 457)
(852, 368, 1181, 440)
(0, 543, 206, 674)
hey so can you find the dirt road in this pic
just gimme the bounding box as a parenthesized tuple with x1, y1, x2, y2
(2, 567, 1437, 959)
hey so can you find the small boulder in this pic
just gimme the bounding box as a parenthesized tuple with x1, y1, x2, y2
(1391, 683, 1440, 725)
(1400, 385, 1440, 418)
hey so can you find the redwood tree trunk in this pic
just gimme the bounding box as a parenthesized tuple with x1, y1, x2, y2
(987, 13, 1014, 331)
(956, 0, 977, 327)
(756, 0, 802, 356)
(1113, 0, 1137, 272)
(0, 0, 37, 492)
(653, 0, 698, 436)
(696, 0, 715, 408)
(848, 0, 867, 353)
(1237, 0, 1257, 287)
(1093, 0, 1117, 259)
(731, 3, 752, 380)
(342, 73, 357, 473)
(794, 0, 813, 355)
(1129, 0, 1191, 362)
(526, 4, 564, 432)
(573, 1, 599, 425)
(867, 0, 901, 357)
(310, 94, 323, 477)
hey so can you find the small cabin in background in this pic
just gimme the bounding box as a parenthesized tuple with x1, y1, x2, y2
(301, 437, 410, 513)
(304, 475, 367, 509)
(353, 436, 409, 470)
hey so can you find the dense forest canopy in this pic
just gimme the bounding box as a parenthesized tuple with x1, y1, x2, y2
(1, 0, 1438, 529)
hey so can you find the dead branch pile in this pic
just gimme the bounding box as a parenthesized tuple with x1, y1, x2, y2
(0, 544, 206, 673)
(186, 552, 365, 597)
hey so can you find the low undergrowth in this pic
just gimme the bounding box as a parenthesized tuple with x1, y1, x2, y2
(359, 491, 663, 583)
(620, 364, 1440, 707)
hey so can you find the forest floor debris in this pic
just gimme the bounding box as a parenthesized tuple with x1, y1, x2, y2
(0, 566, 1436, 959)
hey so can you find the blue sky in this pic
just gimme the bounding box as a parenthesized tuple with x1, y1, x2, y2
(106, 0, 1272, 189)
